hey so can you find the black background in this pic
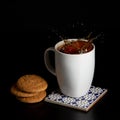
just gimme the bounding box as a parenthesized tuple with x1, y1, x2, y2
(0, 1, 119, 120)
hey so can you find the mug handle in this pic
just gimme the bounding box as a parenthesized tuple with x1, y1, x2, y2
(44, 47, 56, 76)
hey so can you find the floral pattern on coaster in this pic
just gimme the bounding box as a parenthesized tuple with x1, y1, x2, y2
(44, 86, 108, 112)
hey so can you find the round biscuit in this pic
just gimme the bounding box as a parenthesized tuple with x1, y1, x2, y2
(16, 74, 48, 93)
(16, 91, 46, 103)
(10, 84, 39, 97)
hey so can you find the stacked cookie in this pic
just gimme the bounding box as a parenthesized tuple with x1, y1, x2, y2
(10, 74, 48, 103)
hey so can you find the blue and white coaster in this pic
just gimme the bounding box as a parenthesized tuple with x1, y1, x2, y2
(45, 86, 108, 112)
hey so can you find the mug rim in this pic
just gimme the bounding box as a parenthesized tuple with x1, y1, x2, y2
(55, 38, 95, 55)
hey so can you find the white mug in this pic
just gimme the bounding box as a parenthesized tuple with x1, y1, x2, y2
(44, 39, 95, 97)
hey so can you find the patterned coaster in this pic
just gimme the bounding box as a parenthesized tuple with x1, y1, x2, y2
(45, 86, 108, 112)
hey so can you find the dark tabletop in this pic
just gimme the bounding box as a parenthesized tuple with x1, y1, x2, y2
(1, 1, 119, 120)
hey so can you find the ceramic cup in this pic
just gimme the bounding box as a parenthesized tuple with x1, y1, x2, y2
(44, 39, 95, 97)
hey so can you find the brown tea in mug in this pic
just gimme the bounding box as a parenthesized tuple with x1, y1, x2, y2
(57, 39, 93, 54)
